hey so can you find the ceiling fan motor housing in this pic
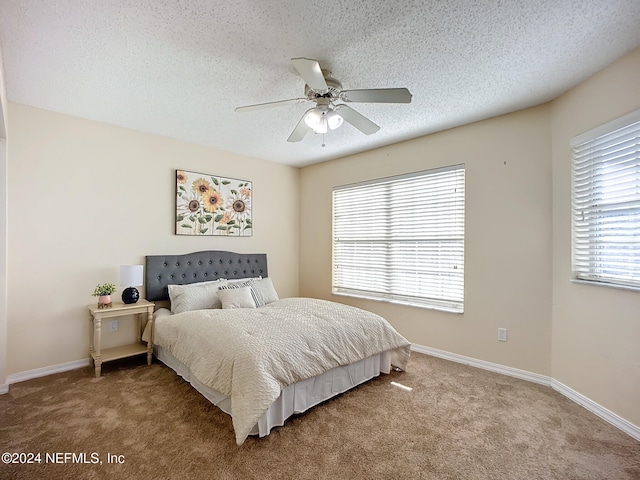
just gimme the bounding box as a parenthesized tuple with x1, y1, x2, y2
(305, 72, 342, 99)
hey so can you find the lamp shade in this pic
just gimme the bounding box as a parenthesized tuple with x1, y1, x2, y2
(120, 265, 143, 287)
(304, 108, 327, 133)
(326, 110, 343, 130)
(120, 265, 143, 304)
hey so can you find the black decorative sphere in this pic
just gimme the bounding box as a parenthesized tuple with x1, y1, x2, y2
(122, 287, 140, 304)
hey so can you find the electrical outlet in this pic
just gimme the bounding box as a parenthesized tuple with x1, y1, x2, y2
(498, 328, 507, 342)
(110, 320, 119, 332)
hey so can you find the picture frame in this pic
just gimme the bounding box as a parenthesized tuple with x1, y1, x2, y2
(175, 169, 252, 236)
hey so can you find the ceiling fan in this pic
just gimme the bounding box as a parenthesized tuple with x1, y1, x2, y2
(235, 58, 412, 143)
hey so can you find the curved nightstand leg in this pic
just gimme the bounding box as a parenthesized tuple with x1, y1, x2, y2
(88, 313, 95, 369)
(146, 308, 154, 365)
(94, 317, 102, 378)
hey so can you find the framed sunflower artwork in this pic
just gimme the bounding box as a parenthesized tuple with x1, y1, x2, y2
(175, 169, 252, 236)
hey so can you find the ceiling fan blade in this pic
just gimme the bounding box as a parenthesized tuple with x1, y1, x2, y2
(287, 112, 311, 142)
(291, 58, 328, 93)
(235, 98, 306, 113)
(334, 105, 380, 135)
(340, 88, 412, 104)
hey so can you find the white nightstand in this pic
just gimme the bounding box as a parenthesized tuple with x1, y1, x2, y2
(88, 299, 155, 378)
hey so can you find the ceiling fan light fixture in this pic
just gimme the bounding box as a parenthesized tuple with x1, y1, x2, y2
(326, 110, 343, 130)
(304, 107, 329, 134)
(304, 106, 343, 134)
(304, 108, 322, 130)
(314, 118, 328, 134)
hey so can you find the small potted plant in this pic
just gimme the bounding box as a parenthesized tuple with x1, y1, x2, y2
(92, 283, 116, 309)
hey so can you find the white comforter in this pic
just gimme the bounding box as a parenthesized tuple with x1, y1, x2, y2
(153, 297, 411, 445)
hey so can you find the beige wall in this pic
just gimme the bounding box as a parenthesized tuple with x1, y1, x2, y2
(550, 48, 640, 427)
(0, 43, 6, 138)
(6, 103, 299, 375)
(0, 43, 7, 389)
(300, 105, 553, 376)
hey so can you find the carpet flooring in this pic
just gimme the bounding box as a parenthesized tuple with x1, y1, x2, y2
(1, 352, 639, 479)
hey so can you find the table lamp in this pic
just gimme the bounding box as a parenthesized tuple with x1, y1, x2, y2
(120, 265, 143, 304)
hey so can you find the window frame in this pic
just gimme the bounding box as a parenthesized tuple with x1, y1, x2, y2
(570, 108, 640, 290)
(332, 164, 465, 313)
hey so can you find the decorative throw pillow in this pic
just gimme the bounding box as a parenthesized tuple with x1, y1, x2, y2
(168, 279, 228, 314)
(226, 276, 262, 284)
(218, 279, 265, 307)
(251, 277, 279, 305)
(217, 286, 256, 309)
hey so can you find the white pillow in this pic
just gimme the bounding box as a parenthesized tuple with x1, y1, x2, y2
(168, 279, 228, 314)
(251, 277, 279, 305)
(217, 286, 256, 309)
(226, 276, 261, 284)
(218, 279, 264, 307)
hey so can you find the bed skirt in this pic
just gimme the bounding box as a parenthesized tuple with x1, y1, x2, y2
(154, 345, 392, 438)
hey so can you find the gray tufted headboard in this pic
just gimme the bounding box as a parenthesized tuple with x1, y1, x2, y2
(145, 250, 268, 301)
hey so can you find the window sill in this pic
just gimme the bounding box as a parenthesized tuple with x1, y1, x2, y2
(570, 278, 640, 293)
(332, 291, 464, 314)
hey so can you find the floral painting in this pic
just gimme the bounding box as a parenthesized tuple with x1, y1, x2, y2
(176, 170, 252, 236)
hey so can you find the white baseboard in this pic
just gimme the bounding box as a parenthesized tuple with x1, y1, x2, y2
(4, 358, 90, 390)
(0, 383, 8, 394)
(410, 343, 640, 442)
(410, 343, 551, 386)
(550, 379, 640, 441)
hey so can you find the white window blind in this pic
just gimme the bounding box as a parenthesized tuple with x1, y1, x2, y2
(571, 109, 640, 289)
(332, 165, 465, 313)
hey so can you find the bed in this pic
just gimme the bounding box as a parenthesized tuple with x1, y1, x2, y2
(144, 250, 411, 445)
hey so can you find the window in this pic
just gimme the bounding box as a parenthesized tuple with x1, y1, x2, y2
(571, 109, 640, 289)
(332, 165, 465, 313)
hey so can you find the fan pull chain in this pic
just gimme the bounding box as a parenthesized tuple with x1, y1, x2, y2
(321, 112, 327, 147)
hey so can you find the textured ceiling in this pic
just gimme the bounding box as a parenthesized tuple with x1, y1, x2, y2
(1, 1, 639, 167)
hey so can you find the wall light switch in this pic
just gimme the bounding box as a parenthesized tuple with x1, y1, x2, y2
(110, 320, 119, 332)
